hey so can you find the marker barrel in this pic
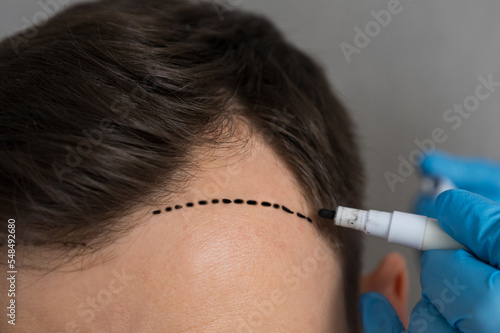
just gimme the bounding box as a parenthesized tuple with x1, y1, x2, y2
(334, 206, 465, 251)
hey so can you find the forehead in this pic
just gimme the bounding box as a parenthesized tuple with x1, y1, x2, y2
(126, 197, 343, 332)
(108, 136, 346, 331)
(15, 136, 348, 332)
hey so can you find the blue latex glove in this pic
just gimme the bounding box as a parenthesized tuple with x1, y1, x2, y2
(360, 189, 500, 332)
(414, 150, 500, 218)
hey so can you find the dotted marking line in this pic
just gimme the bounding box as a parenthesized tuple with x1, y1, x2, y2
(152, 198, 313, 223)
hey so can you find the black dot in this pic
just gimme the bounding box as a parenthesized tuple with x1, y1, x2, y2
(273, 204, 280, 209)
(222, 199, 232, 203)
(212, 199, 219, 204)
(261, 201, 271, 207)
(198, 200, 208, 205)
(282, 205, 294, 214)
(186, 202, 194, 207)
(297, 212, 306, 219)
(306, 217, 312, 223)
(153, 210, 161, 215)
(234, 199, 244, 204)
(166, 207, 172, 212)
(175, 205, 182, 209)
(247, 200, 257, 205)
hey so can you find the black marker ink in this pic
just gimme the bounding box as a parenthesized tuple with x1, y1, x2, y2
(152, 198, 313, 224)
(282, 205, 294, 214)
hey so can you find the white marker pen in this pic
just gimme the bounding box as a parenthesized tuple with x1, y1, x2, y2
(318, 206, 465, 251)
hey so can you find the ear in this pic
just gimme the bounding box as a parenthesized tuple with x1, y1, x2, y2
(359, 252, 409, 327)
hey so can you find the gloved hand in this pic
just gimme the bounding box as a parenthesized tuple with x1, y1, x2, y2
(360, 189, 500, 332)
(414, 150, 500, 217)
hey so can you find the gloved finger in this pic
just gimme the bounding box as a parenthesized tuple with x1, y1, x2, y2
(408, 299, 459, 333)
(413, 194, 437, 219)
(359, 292, 406, 333)
(421, 151, 500, 200)
(421, 249, 500, 333)
(435, 189, 500, 268)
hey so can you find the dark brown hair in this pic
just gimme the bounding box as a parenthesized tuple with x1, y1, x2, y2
(0, 0, 364, 330)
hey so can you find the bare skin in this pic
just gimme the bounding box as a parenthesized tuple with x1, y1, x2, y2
(10, 137, 350, 333)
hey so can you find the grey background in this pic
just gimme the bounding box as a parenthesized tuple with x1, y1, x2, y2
(2, 0, 500, 314)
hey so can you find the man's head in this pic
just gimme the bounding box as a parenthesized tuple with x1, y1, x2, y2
(0, 0, 408, 332)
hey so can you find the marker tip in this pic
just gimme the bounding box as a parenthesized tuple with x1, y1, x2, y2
(318, 208, 336, 220)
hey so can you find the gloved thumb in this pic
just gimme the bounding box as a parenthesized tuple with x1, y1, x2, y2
(359, 292, 406, 333)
